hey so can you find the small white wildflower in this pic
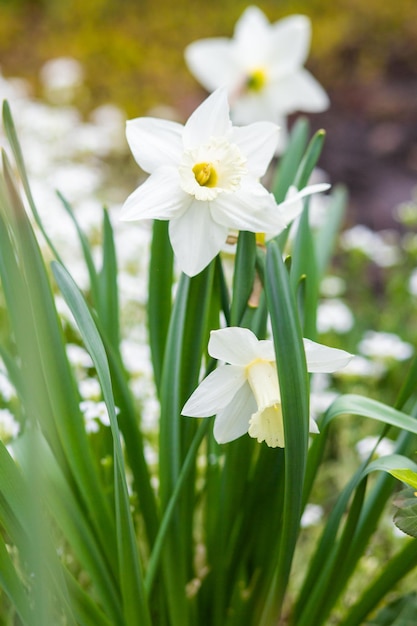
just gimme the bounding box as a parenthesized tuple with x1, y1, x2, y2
(80, 400, 117, 433)
(66, 344, 94, 369)
(0, 408, 20, 441)
(358, 331, 413, 362)
(340, 225, 400, 267)
(408, 268, 417, 297)
(356, 436, 396, 462)
(317, 299, 354, 334)
(334, 355, 386, 380)
(0, 370, 17, 401)
(320, 276, 346, 298)
(300, 503, 324, 528)
(78, 378, 101, 400)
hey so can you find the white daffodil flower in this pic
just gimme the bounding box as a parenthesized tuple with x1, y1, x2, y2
(182, 327, 352, 448)
(185, 6, 329, 126)
(120, 88, 328, 277)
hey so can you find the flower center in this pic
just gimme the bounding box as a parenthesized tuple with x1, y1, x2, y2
(192, 162, 218, 188)
(245, 359, 285, 448)
(179, 137, 247, 202)
(246, 68, 267, 93)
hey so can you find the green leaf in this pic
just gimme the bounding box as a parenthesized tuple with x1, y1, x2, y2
(57, 190, 101, 309)
(230, 231, 256, 326)
(261, 239, 309, 624)
(52, 261, 152, 626)
(293, 128, 326, 190)
(0, 154, 117, 576)
(339, 541, 417, 626)
(290, 204, 319, 338)
(314, 185, 347, 275)
(271, 117, 309, 203)
(148, 219, 174, 393)
(390, 469, 417, 490)
(393, 487, 417, 538)
(366, 592, 417, 625)
(2, 100, 62, 263)
(98, 208, 120, 350)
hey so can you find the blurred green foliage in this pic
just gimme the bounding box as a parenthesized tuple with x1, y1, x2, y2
(0, 0, 416, 116)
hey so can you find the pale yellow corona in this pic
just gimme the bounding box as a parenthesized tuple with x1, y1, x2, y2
(246, 359, 285, 448)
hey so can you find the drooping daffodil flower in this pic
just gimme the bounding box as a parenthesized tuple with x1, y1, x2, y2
(184, 7, 329, 130)
(182, 327, 352, 447)
(120, 88, 329, 277)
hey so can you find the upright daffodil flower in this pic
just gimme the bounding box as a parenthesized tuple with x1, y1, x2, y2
(182, 327, 352, 447)
(185, 7, 329, 127)
(120, 88, 328, 277)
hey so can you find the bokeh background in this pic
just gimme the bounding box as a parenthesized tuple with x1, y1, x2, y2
(1, 0, 416, 229)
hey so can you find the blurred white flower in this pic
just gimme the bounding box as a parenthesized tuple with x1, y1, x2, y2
(0, 408, 20, 442)
(300, 503, 324, 528)
(79, 377, 102, 400)
(0, 370, 17, 401)
(340, 225, 401, 267)
(40, 57, 84, 104)
(121, 88, 327, 276)
(185, 7, 329, 127)
(66, 343, 94, 369)
(317, 299, 354, 334)
(80, 400, 114, 433)
(408, 268, 417, 297)
(334, 355, 386, 380)
(320, 275, 346, 298)
(356, 436, 396, 462)
(358, 331, 413, 362)
(182, 327, 352, 447)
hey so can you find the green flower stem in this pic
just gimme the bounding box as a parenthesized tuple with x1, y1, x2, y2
(145, 418, 210, 596)
(148, 219, 174, 394)
(158, 262, 216, 626)
(230, 230, 256, 327)
(260, 240, 309, 624)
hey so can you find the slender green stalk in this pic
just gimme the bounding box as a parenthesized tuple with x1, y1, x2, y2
(260, 240, 309, 624)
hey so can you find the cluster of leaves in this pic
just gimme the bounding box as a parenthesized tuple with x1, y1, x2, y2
(1, 95, 417, 626)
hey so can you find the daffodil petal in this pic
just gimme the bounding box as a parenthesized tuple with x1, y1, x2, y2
(183, 88, 232, 150)
(208, 327, 261, 365)
(269, 15, 311, 75)
(233, 6, 270, 66)
(270, 70, 329, 114)
(304, 338, 353, 373)
(231, 92, 278, 125)
(213, 381, 256, 444)
(210, 182, 285, 233)
(273, 183, 331, 230)
(168, 199, 228, 276)
(126, 118, 184, 173)
(182, 365, 246, 417)
(231, 122, 279, 177)
(120, 167, 190, 221)
(185, 39, 237, 93)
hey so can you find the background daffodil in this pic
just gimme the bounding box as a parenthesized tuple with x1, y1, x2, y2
(182, 327, 353, 447)
(185, 6, 329, 140)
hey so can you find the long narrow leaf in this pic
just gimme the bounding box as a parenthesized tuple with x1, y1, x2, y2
(261, 240, 309, 623)
(52, 261, 152, 626)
